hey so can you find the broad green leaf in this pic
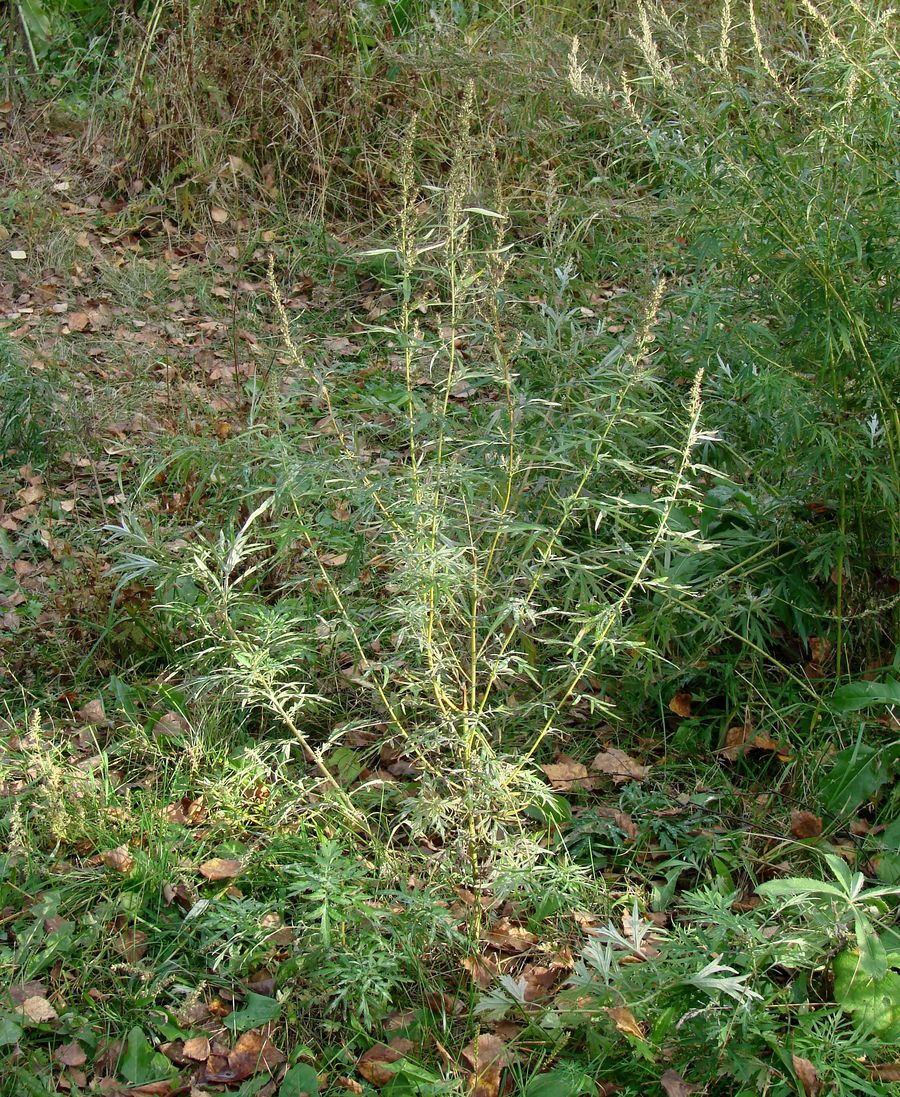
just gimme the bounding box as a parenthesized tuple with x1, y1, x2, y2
(234, 1078, 274, 1097)
(877, 815, 900, 881)
(120, 1027, 175, 1085)
(855, 913, 887, 980)
(524, 1067, 597, 1096)
(756, 877, 845, 900)
(278, 1063, 320, 1097)
(382, 1060, 447, 1096)
(833, 949, 900, 1041)
(381, 1082, 446, 1097)
(876, 853, 900, 886)
(823, 853, 855, 893)
(18, 0, 53, 44)
(223, 992, 281, 1033)
(0, 1016, 23, 1046)
(819, 744, 888, 817)
(832, 678, 900, 712)
(326, 747, 365, 786)
(525, 793, 572, 827)
(878, 927, 900, 960)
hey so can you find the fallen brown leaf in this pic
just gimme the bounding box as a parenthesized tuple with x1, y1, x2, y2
(225, 1029, 286, 1081)
(320, 552, 348, 567)
(461, 1034, 508, 1097)
(385, 1009, 417, 1032)
(593, 804, 639, 839)
(606, 1006, 644, 1039)
(660, 1069, 699, 1097)
(205, 1053, 229, 1080)
(790, 811, 823, 839)
(182, 1036, 210, 1061)
(159, 1039, 187, 1066)
(19, 995, 58, 1023)
(199, 857, 243, 881)
(540, 755, 593, 791)
(154, 710, 190, 736)
(17, 484, 44, 505)
(792, 1054, 820, 1096)
(591, 746, 649, 784)
(164, 796, 205, 826)
(247, 968, 277, 996)
(423, 990, 465, 1015)
(357, 1039, 414, 1087)
(99, 846, 135, 875)
(53, 1040, 86, 1067)
(483, 918, 538, 953)
(180, 998, 212, 1025)
(111, 926, 147, 963)
(461, 953, 499, 989)
(79, 698, 107, 725)
(10, 980, 47, 1004)
(721, 725, 791, 762)
(521, 964, 563, 1001)
(871, 1064, 900, 1083)
(668, 691, 692, 718)
(324, 335, 358, 355)
(492, 1021, 522, 1042)
(162, 880, 193, 909)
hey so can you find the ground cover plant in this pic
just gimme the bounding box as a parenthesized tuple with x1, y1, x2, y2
(1, 1, 899, 1094)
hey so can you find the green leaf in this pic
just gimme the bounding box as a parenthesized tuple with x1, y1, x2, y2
(873, 818, 900, 884)
(756, 877, 845, 900)
(18, 0, 53, 44)
(525, 793, 572, 827)
(832, 678, 900, 712)
(0, 1016, 23, 1047)
(223, 992, 281, 1033)
(234, 1079, 275, 1097)
(524, 1068, 597, 1097)
(819, 744, 889, 817)
(876, 853, 900, 886)
(120, 1027, 175, 1086)
(326, 747, 365, 786)
(879, 927, 900, 960)
(382, 1062, 447, 1097)
(278, 1063, 320, 1097)
(833, 950, 900, 1041)
(855, 913, 888, 980)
